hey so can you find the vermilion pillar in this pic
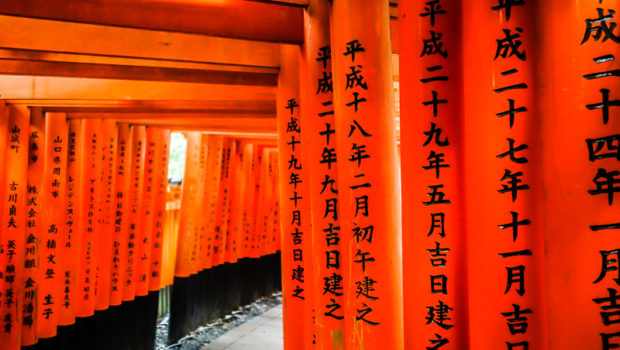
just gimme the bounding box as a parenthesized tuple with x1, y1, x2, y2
(331, 1, 404, 349)
(76, 118, 101, 317)
(203, 135, 223, 269)
(39, 112, 67, 339)
(136, 127, 159, 296)
(399, 1, 468, 348)
(23, 109, 43, 345)
(0, 105, 29, 350)
(277, 45, 312, 350)
(300, 0, 345, 347)
(462, 1, 548, 348)
(59, 119, 82, 324)
(149, 129, 170, 292)
(95, 119, 117, 310)
(109, 124, 131, 306)
(123, 125, 146, 301)
(539, 1, 619, 349)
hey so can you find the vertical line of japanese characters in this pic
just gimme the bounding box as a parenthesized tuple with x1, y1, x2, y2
(462, 1, 549, 348)
(301, 0, 345, 348)
(331, 1, 405, 349)
(277, 44, 312, 350)
(399, 0, 469, 348)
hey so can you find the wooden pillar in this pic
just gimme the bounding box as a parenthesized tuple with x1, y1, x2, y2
(95, 119, 117, 311)
(462, 1, 548, 348)
(331, 1, 404, 349)
(76, 118, 101, 317)
(136, 127, 159, 297)
(149, 129, 170, 292)
(300, 0, 345, 348)
(0, 105, 29, 350)
(123, 125, 146, 301)
(399, 0, 469, 348)
(277, 44, 312, 350)
(59, 118, 82, 324)
(23, 108, 44, 345)
(109, 124, 131, 306)
(539, 1, 619, 349)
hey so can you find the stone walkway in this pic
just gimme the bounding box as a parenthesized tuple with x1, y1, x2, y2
(201, 305, 283, 350)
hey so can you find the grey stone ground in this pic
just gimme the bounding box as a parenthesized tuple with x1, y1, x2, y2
(157, 293, 282, 350)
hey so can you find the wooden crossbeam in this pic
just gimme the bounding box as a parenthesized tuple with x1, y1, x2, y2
(0, 0, 304, 43)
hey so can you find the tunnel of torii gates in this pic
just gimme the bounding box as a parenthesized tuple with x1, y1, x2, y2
(0, 0, 617, 350)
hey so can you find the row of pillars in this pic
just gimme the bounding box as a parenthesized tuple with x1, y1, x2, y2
(0, 105, 285, 349)
(276, 0, 618, 349)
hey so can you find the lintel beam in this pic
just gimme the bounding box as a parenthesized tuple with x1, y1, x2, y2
(0, 0, 304, 44)
(0, 59, 277, 86)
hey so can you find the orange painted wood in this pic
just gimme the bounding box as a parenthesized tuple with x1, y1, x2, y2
(255, 146, 269, 257)
(331, 1, 404, 348)
(399, 1, 469, 348)
(175, 132, 202, 278)
(22, 109, 44, 345)
(75, 119, 101, 317)
(223, 139, 239, 263)
(212, 137, 230, 266)
(277, 45, 311, 350)
(225, 141, 243, 264)
(135, 128, 159, 296)
(462, 1, 548, 348)
(58, 118, 81, 325)
(0, 105, 29, 350)
(202, 135, 223, 268)
(239, 143, 255, 260)
(109, 124, 131, 306)
(149, 129, 170, 292)
(300, 1, 345, 347)
(265, 149, 279, 256)
(94, 120, 117, 310)
(38, 111, 67, 339)
(539, 1, 619, 348)
(0, 0, 304, 44)
(122, 125, 146, 301)
(195, 134, 209, 272)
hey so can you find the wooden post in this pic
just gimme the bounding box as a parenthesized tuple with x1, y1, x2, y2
(23, 108, 44, 345)
(331, 1, 404, 348)
(94, 119, 117, 310)
(277, 44, 312, 350)
(109, 123, 131, 306)
(149, 129, 170, 292)
(135, 127, 159, 297)
(538, 1, 620, 348)
(0, 105, 29, 350)
(462, 1, 548, 348)
(399, 0, 469, 348)
(76, 118, 101, 317)
(300, 0, 346, 347)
